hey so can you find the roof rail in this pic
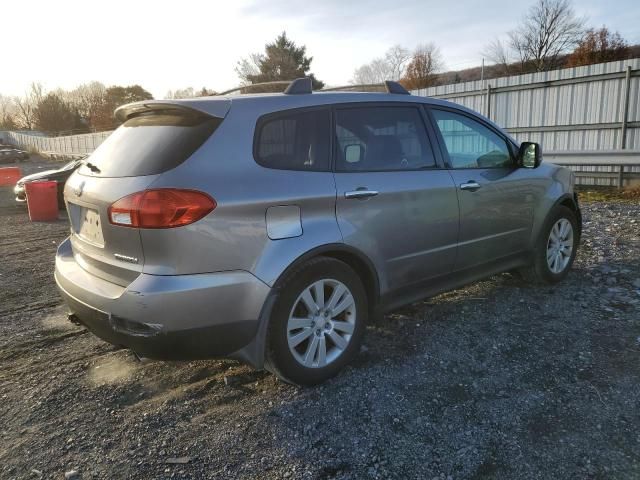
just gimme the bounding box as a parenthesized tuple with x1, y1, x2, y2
(320, 81, 410, 95)
(320, 83, 386, 93)
(216, 78, 410, 96)
(217, 80, 293, 96)
(217, 78, 314, 96)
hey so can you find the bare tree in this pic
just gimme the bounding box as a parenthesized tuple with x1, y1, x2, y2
(166, 87, 216, 99)
(400, 43, 444, 90)
(165, 87, 196, 99)
(384, 45, 411, 81)
(235, 53, 265, 86)
(352, 59, 390, 84)
(483, 38, 513, 74)
(66, 82, 107, 120)
(351, 45, 411, 84)
(14, 83, 44, 130)
(509, 0, 585, 72)
(0, 95, 18, 129)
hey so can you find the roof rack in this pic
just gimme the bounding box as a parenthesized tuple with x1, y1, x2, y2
(217, 78, 314, 96)
(216, 78, 411, 96)
(217, 80, 293, 96)
(321, 80, 410, 95)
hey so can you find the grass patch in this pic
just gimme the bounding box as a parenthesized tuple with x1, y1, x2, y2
(577, 186, 640, 203)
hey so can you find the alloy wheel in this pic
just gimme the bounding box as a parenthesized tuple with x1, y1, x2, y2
(546, 218, 574, 274)
(286, 279, 356, 368)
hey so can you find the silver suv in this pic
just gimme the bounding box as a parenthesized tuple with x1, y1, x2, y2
(55, 79, 581, 385)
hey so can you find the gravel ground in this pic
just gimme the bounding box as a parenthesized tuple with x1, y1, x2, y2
(1, 158, 639, 479)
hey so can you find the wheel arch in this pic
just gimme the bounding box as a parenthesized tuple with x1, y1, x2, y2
(530, 192, 582, 248)
(554, 193, 582, 238)
(229, 244, 381, 371)
(272, 243, 381, 312)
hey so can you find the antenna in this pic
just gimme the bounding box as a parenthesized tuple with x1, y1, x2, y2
(284, 77, 313, 95)
(384, 81, 410, 95)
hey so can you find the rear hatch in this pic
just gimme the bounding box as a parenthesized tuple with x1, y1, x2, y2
(65, 100, 228, 286)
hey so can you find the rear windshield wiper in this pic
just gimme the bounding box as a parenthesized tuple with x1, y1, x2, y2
(82, 161, 101, 173)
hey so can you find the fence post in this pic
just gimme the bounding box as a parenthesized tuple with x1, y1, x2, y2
(618, 165, 624, 188)
(486, 84, 492, 120)
(620, 65, 631, 149)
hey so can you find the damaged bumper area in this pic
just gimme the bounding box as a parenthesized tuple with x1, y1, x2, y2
(54, 237, 271, 359)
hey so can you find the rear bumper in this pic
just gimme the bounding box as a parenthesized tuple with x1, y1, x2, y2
(55, 237, 271, 359)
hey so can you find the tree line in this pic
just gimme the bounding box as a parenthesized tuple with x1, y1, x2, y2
(234, 0, 634, 92)
(0, 82, 154, 134)
(1, 0, 635, 134)
(352, 0, 633, 89)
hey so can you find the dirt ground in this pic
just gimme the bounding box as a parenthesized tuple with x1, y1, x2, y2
(1, 157, 639, 479)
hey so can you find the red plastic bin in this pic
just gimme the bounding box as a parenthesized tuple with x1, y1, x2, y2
(0, 167, 22, 186)
(25, 181, 59, 221)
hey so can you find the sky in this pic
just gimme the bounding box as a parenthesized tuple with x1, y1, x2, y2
(2, 0, 639, 99)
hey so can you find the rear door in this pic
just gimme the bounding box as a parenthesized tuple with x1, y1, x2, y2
(332, 104, 459, 291)
(65, 108, 222, 286)
(426, 106, 536, 270)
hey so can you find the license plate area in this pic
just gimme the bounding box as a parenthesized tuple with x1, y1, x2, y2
(71, 205, 104, 246)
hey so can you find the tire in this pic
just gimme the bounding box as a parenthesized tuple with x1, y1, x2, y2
(57, 189, 65, 210)
(266, 257, 367, 386)
(519, 205, 579, 284)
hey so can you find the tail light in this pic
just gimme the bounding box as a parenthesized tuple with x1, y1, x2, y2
(108, 189, 216, 228)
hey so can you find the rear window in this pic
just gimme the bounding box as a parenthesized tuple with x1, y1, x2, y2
(335, 106, 436, 172)
(254, 108, 330, 171)
(79, 111, 222, 177)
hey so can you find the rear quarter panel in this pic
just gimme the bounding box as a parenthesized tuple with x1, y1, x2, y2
(140, 101, 343, 286)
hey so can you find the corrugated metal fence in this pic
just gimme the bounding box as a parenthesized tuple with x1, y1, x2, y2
(413, 58, 640, 186)
(413, 58, 640, 151)
(1, 130, 112, 157)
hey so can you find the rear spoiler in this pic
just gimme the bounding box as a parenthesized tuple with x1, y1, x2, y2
(115, 98, 231, 122)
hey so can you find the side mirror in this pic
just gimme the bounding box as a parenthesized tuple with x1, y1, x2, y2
(344, 144, 364, 164)
(518, 142, 541, 168)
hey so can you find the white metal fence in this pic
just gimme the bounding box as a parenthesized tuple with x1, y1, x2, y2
(416, 58, 640, 186)
(412, 58, 640, 152)
(1, 130, 112, 157)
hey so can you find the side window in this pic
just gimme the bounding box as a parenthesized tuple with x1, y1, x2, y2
(431, 109, 513, 169)
(255, 109, 330, 171)
(335, 106, 436, 172)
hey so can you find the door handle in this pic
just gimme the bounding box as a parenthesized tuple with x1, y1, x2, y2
(459, 181, 481, 191)
(344, 189, 379, 199)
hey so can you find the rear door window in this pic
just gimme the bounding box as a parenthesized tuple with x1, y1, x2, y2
(334, 106, 436, 172)
(254, 108, 330, 171)
(79, 111, 222, 177)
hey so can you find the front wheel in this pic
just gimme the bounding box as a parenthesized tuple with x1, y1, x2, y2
(266, 257, 367, 386)
(519, 205, 579, 284)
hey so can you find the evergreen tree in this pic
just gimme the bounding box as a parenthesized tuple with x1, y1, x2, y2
(236, 32, 324, 90)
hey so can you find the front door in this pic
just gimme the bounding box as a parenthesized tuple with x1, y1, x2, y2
(332, 105, 459, 293)
(428, 107, 536, 270)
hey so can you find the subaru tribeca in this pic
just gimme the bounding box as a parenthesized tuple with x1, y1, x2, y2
(55, 79, 581, 385)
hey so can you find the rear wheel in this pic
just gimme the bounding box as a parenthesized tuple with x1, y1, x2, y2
(519, 205, 579, 284)
(57, 186, 65, 210)
(266, 257, 367, 386)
